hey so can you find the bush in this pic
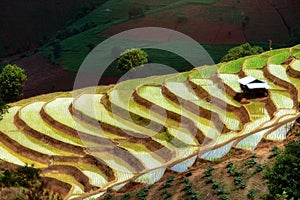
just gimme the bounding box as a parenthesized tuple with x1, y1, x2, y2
(233, 176, 243, 185)
(0, 64, 27, 102)
(204, 170, 212, 177)
(264, 138, 300, 199)
(221, 43, 264, 62)
(137, 187, 150, 200)
(246, 159, 257, 168)
(226, 162, 234, 168)
(252, 164, 264, 175)
(220, 194, 231, 200)
(128, 6, 144, 18)
(268, 146, 281, 158)
(0, 164, 62, 199)
(247, 189, 255, 199)
(104, 194, 112, 200)
(117, 48, 148, 72)
(205, 177, 213, 184)
(0, 99, 9, 120)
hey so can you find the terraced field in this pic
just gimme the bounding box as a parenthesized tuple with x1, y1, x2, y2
(1, 45, 300, 199)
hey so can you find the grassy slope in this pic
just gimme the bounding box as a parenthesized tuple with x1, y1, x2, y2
(36, 0, 299, 74)
(40, 0, 220, 72)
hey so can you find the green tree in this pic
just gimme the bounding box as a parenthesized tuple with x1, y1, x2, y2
(0, 64, 27, 102)
(117, 48, 148, 71)
(263, 137, 300, 199)
(221, 43, 264, 62)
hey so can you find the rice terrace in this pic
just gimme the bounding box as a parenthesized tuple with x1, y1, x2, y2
(1, 44, 300, 199)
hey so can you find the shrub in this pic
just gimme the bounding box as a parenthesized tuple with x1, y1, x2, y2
(205, 177, 213, 184)
(0, 164, 62, 199)
(162, 189, 172, 200)
(227, 168, 238, 176)
(247, 189, 255, 199)
(128, 6, 144, 18)
(226, 162, 234, 168)
(208, 166, 215, 171)
(212, 182, 220, 189)
(162, 176, 174, 189)
(0, 99, 9, 120)
(221, 43, 264, 62)
(0, 64, 27, 102)
(268, 146, 281, 158)
(204, 170, 212, 177)
(220, 194, 231, 200)
(239, 182, 247, 189)
(120, 193, 131, 200)
(185, 172, 193, 177)
(233, 176, 243, 185)
(137, 187, 150, 200)
(246, 159, 257, 168)
(104, 194, 112, 200)
(251, 153, 258, 158)
(264, 138, 300, 199)
(117, 48, 148, 72)
(252, 164, 264, 175)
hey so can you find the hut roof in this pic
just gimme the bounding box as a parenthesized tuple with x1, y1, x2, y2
(238, 76, 270, 89)
(238, 76, 256, 85)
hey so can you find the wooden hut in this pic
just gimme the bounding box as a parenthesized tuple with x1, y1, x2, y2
(238, 76, 270, 99)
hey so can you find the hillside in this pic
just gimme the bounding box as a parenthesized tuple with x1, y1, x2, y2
(41, 0, 300, 71)
(2, 0, 299, 99)
(0, 0, 105, 57)
(0, 45, 300, 199)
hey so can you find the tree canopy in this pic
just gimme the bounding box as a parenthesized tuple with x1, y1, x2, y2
(221, 43, 264, 62)
(0, 64, 27, 103)
(117, 48, 148, 72)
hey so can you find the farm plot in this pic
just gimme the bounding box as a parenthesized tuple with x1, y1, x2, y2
(72, 94, 184, 170)
(0, 106, 74, 156)
(244, 101, 269, 120)
(189, 65, 218, 79)
(261, 48, 290, 57)
(188, 78, 241, 107)
(18, 102, 83, 146)
(43, 97, 120, 141)
(163, 81, 242, 131)
(218, 73, 242, 93)
(294, 52, 300, 59)
(268, 64, 300, 95)
(270, 91, 294, 109)
(243, 69, 283, 90)
(290, 59, 300, 71)
(108, 88, 196, 143)
(218, 56, 249, 73)
(268, 52, 294, 65)
(136, 84, 221, 138)
(244, 56, 268, 69)
(72, 94, 165, 138)
(42, 172, 85, 198)
(234, 110, 292, 150)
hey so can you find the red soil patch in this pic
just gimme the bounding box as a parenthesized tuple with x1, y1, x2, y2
(101, 5, 246, 44)
(101, 0, 294, 44)
(0, 53, 118, 99)
(5, 53, 76, 99)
